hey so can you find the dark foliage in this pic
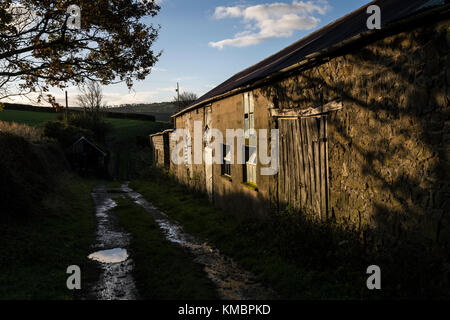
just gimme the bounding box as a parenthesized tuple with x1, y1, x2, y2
(0, 132, 67, 221)
(63, 112, 111, 144)
(43, 120, 93, 148)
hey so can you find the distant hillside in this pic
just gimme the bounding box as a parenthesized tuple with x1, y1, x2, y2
(2, 103, 157, 122)
(1, 101, 177, 122)
(104, 102, 178, 122)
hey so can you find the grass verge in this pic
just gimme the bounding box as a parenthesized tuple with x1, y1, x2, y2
(0, 175, 98, 300)
(113, 197, 219, 300)
(131, 170, 450, 299)
(130, 171, 393, 300)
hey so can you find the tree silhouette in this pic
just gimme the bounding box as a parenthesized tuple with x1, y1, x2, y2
(174, 91, 198, 111)
(0, 0, 161, 104)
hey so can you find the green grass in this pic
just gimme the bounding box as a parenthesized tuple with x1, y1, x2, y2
(0, 109, 169, 140)
(130, 171, 450, 299)
(113, 197, 219, 300)
(106, 118, 169, 148)
(0, 108, 171, 180)
(0, 175, 98, 300)
(129, 174, 369, 300)
(0, 109, 57, 127)
(106, 118, 171, 180)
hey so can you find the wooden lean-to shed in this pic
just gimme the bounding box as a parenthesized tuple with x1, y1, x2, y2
(66, 136, 108, 177)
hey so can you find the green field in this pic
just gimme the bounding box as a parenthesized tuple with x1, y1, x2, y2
(0, 109, 58, 126)
(0, 109, 169, 137)
(106, 117, 170, 149)
(0, 108, 172, 180)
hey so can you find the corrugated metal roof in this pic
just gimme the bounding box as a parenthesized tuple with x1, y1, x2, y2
(189, 0, 446, 110)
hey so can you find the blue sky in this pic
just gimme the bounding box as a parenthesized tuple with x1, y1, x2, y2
(14, 0, 370, 106)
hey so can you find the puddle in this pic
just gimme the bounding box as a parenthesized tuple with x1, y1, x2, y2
(88, 248, 128, 264)
(87, 185, 139, 300)
(121, 183, 276, 300)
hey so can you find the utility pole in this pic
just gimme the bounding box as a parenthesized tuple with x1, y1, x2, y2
(176, 82, 180, 112)
(65, 91, 69, 121)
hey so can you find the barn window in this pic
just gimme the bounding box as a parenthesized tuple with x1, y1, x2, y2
(222, 144, 231, 176)
(183, 132, 192, 165)
(244, 145, 257, 185)
(243, 92, 254, 139)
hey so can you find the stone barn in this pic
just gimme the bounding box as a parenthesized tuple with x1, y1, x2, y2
(152, 0, 449, 244)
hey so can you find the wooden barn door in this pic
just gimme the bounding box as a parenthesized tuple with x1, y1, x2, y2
(278, 116, 329, 220)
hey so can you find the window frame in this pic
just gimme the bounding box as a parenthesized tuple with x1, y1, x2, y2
(221, 143, 231, 177)
(243, 92, 257, 186)
(243, 145, 257, 186)
(243, 92, 255, 139)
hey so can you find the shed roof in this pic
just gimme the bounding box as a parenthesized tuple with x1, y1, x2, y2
(68, 136, 107, 157)
(174, 0, 446, 117)
(150, 129, 174, 138)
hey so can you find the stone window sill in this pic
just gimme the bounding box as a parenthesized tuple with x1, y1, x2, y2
(221, 174, 232, 182)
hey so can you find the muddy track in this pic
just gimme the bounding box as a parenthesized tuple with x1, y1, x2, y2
(87, 185, 139, 300)
(121, 183, 276, 300)
(86, 183, 276, 300)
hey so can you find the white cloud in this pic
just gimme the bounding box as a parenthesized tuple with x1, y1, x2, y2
(2, 87, 176, 106)
(102, 87, 174, 105)
(209, 1, 330, 49)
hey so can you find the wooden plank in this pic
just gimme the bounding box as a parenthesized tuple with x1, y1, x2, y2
(293, 121, 298, 208)
(319, 117, 327, 220)
(294, 119, 302, 210)
(301, 118, 311, 210)
(315, 119, 321, 219)
(305, 118, 315, 211)
(290, 120, 298, 209)
(300, 101, 343, 118)
(324, 116, 330, 219)
(295, 120, 301, 209)
(270, 100, 343, 118)
(282, 120, 291, 205)
(283, 121, 290, 204)
(287, 120, 294, 208)
(282, 121, 288, 206)
(299, 119, 308, 209)
(278, 120, 285, 205)
(310, 118, 321, 218)
(270, 109, 299, 118)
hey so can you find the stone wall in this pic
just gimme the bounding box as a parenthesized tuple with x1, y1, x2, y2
(171, 88, 276, 217)
(150, 133, 166, 168)
(260, 19, 449, 243)
(166, 19, 449, 244)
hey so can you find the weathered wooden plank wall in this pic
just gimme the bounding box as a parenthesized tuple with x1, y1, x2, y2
(278, 116, 329, 219)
